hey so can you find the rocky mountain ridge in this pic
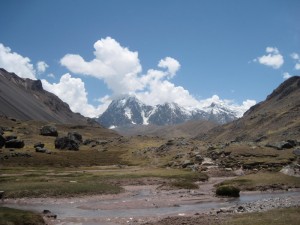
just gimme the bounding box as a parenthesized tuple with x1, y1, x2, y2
(98, 96, 238, 128)
(0, 68, 95, 125)
(197, 76, 300, 142)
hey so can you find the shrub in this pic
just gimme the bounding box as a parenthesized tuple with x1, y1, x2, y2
(216, 185, 240, 197)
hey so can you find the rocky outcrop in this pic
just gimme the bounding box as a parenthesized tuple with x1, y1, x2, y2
(40, 126, 58, 137)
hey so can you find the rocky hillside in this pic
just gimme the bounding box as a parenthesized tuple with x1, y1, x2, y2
(98, 96, 237, 128)
(197, 76, 300, 142)
(0, 68, 95, 125)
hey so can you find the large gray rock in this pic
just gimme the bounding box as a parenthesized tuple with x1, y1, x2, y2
(5, 139, 24, 148)
(55, 132, 82, 151)
(67, 132, 82, 143)
(266, 141, 294, 150)
(40, 126, 58, 137)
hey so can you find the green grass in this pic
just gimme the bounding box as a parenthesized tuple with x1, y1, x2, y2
(1, 181, 122, 198)
(0, 207, 45, 225)
(0, 167, 207, 198)
(219, 172, 300, 191)
(223, 207, 300, 225)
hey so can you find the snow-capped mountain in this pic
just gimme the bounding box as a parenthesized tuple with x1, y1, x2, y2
(98, 96, 239, 128)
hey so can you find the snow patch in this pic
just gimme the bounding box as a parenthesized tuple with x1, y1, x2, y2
(124, 107, 132, 120)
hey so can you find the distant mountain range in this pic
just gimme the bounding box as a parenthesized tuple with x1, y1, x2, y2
(98, 96, 238, 128)
(0, 68, 95, 125)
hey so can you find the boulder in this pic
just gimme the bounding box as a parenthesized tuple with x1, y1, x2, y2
(55, 136, 79, 151)
(34, 142, 45, 148)
(266, 141, 294, 150)
(0, 134, 5, 148)
(293, 148, 300, 156)
(5, 139, 24, 148)
(40, 126, 58, 137)
(67, 132, 82, 143)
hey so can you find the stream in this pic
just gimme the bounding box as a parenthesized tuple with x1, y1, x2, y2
(1, 187, 300, 225)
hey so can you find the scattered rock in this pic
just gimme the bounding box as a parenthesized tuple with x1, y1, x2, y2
(201, 157, 214, 166)
(34, 142, 45, 148)
(194, 154, 204, 163)
(43, 209, 57, 219)
(40, 125, 58, 137)
(217, 207, 234, 214)
(35, 147, 47, 153)
(5, 139, 24, 148)
(293, 148, 300, 156)
(266, 140, 297, 150)
(0, 135, 5, 148)
(0, 191, 4, 199)
(182, 160, 194, 168)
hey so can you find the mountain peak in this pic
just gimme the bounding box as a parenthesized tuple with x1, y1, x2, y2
(98, 95, 238, 128)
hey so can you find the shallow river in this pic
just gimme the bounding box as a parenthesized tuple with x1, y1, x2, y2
(2, 189, 300, 225)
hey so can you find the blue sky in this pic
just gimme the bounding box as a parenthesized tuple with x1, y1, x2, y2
(0, 0, 299, 117)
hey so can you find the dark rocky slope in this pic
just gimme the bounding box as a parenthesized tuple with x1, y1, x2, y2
(0, 68, 94, 125)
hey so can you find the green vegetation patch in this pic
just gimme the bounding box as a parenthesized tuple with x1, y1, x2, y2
(0, 207, 45, 225)
(219, 172, 300, 191)
(1, 181, 122, 198)
(223, 207, 300, 225)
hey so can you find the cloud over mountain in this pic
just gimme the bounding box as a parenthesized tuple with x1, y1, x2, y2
(58, 37, 256, 116)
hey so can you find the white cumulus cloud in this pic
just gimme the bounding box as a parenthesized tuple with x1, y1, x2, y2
(61, 37, 143, 95)
(36, 61, 48, 73)
(255, 47, 284, 69)
(0, 43, 36, 79)
(42, 74, 104, 117)
(291, 53, 299, 60)
(283, 72, 292, 80)
(158, 57, 180, 78)
(291, 52, 300, 70)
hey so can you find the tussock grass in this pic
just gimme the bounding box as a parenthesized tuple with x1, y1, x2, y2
(0, 207, 45, 225)
(1, 181, 122, 198)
